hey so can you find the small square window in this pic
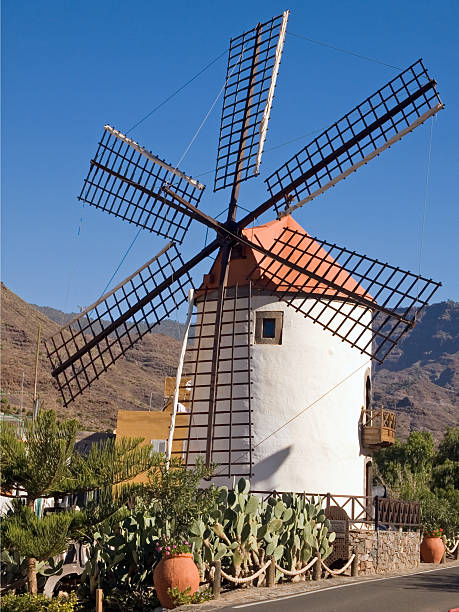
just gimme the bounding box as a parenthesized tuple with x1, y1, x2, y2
(255, 311, 283, 345)
(262, 318, 276, 338)
(231, 244, 246, 260)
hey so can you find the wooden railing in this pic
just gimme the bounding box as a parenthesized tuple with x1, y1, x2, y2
(251, 490, 420, 529)
(361, 407, 396, 447)
(375, 497, 420, 528)
(253, 490, 372, 527)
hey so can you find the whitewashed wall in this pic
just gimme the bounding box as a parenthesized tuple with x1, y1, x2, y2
(189, 293, 371, 496)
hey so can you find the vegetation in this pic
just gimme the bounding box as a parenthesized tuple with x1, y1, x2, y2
(374, 427, 459, 538)
(77, 456, 217, 607)
(187, 478, 335, 579)
(78, 511, 159, 600)
(138, 454, 217, 540)
(0, 409, 153, 594)
(1, 592, 79, 612)
(156, 539, 192, 557)
(76, 474, 336, 608)
(167, 585, 212, 606)
(1, 410, 339, 607)
(103, 586, 159, 611)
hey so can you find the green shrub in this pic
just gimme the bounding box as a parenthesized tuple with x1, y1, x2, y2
(167, 586, 213, 606)
(0, 592, 79, 611)
(104, 587, 159, 611)
(420, 490, 459, 539)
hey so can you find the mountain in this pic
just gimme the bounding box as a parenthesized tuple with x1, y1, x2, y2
(1, 283, 181, 430)
(372, 300, 459, 440)
(32, 304, 186, 340)
(1, 284, 457, 439)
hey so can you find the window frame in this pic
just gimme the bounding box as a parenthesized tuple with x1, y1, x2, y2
(254, 311, 283, 345)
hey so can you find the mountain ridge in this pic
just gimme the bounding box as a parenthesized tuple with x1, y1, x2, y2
(1, 284, 457, 439)
(1, 283, 181, 429)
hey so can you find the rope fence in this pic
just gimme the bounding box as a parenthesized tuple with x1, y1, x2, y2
(446, 539, 459, 557)
(216, 556, 320, 584)
(219, 559, 272, 584)
(321, 554, 355, 576)
(211, 551, 359, 597)
(274, 556, 318, 576)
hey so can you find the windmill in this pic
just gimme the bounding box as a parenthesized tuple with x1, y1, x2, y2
(45, 11, 444, 493)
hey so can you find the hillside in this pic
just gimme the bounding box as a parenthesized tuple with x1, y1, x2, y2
(1, 283, 181, 430)
(372, 300, 459, 439)
(32, 304, 186, 340)
(1, 284, 457, 439)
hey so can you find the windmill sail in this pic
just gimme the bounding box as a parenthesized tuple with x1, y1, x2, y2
(264, 59, 443, 217)
(245, 222, 441, 362)
(45, 243, 195, 406)
(214, 11, 289, 192)
(79, 125, 205, 243)
(255, 11, 288, 174)
(46, 9, 445, 448)
(175, 284, 253, 477)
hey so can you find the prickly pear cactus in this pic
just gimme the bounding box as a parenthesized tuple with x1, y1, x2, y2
(190, 479, 335, 583)
(79, 479, 336, 592)
(81, 511, 159, 594)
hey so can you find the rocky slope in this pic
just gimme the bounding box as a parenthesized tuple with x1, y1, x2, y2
(1, 284, 457, 439)
(1, 283, 181, 430)
(372, 301, 458, 440)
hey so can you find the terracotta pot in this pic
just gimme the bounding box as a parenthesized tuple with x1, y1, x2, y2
(153, 553, 200, 609)
(420, 536, 445, 563)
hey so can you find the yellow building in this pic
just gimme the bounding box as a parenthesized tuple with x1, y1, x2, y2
(115, 377, 190, 484)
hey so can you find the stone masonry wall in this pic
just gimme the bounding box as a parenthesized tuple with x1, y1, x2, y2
(349, 530, 420, 575)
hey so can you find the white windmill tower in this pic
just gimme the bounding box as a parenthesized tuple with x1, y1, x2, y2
(45, 11, 443, 497)
(184, 214, 375, 495)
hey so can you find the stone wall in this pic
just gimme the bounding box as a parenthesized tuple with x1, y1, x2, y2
(349, 530, 420, 575)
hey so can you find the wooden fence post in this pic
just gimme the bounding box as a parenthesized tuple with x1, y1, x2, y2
(351, 550, 359, 577)
(95, 588, 103, 612)
(441, 537, 447, 564)
(267, 557, 275, 587)
(212, 560, 221, 599)
(312, 555, 321, 581)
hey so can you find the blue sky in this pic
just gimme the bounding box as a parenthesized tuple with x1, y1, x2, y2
(2, 0, 458, 318)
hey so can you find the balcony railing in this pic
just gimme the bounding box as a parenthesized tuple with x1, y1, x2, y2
(361, 407, 396, 448)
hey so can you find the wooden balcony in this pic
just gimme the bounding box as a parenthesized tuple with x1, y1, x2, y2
(361, 407, 396, 448)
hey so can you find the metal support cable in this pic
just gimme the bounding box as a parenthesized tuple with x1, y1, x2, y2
(99, 228, 142, 299)
(288, 32, 401, 71)
(215, 359, 371, 476)
(174, 45, 245, 170)
(97, 51, 229, 297)
(126, 49, 227, 134)
(418, 115, 435, 279)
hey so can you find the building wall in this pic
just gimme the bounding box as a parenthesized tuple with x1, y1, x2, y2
(350, 530, 420, 574)
(189, 292, 371, 495)
(116, 409, 189, 484)
(249, 295, 371, 495)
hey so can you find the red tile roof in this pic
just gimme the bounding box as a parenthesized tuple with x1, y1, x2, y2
(200, 216, 370, 299)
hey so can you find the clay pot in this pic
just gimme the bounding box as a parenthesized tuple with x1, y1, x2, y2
(153, 553, 200, 609)
(420, 536, 445, 564)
